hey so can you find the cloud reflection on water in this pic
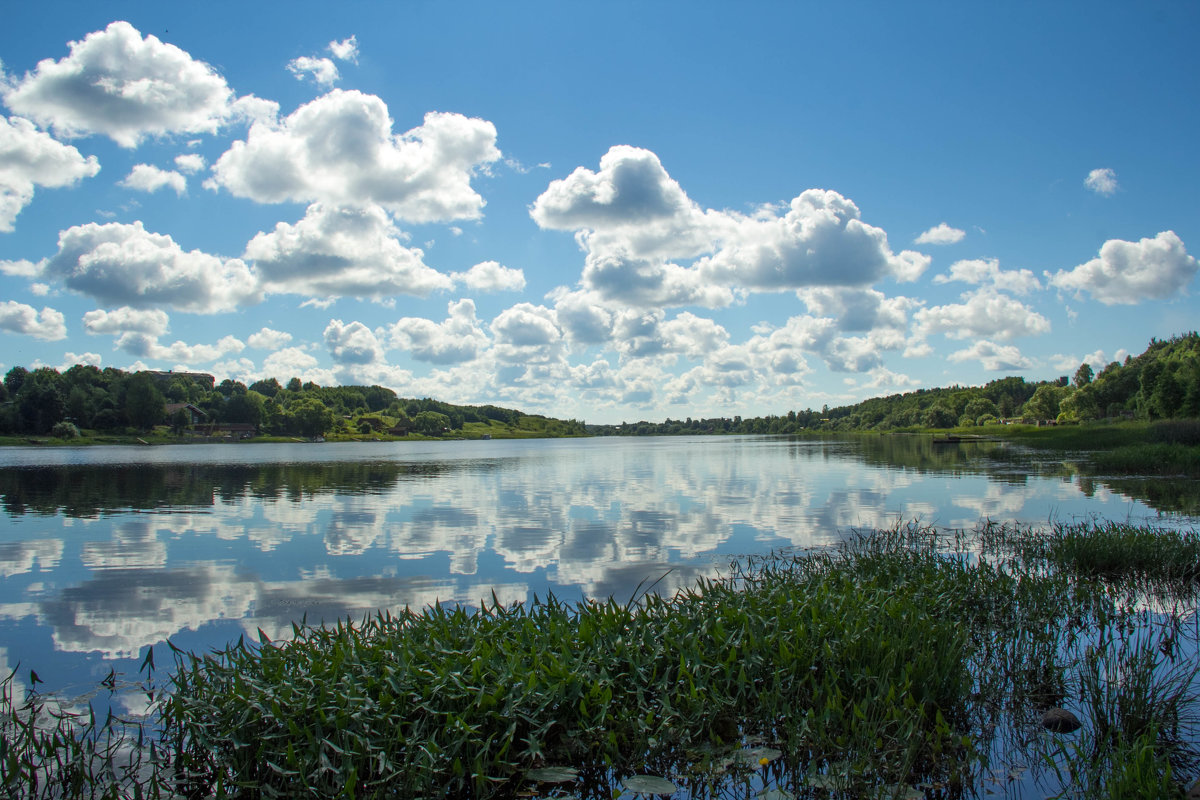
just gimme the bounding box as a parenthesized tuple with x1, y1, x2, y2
(0, 436, 1193, 674)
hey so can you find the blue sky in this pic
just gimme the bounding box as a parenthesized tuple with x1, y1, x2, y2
(1, 2, 1197, 423)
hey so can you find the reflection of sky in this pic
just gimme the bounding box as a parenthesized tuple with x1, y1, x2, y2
(1, 436, 1196, 692)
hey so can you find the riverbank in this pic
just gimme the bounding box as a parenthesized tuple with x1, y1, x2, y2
(4, 520, 1199, 799)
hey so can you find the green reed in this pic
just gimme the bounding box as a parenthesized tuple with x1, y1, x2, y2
(5, 520, 1200, 798)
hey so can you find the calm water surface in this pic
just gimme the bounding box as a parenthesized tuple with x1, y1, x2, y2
(1, 434, 1196, 698)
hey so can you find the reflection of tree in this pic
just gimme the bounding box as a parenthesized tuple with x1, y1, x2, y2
(0, 460, 478, 518)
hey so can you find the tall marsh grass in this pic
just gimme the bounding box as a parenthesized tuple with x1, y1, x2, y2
(4, 520, 1199, 798)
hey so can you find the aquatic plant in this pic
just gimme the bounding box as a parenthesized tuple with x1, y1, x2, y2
(4, 520, 1200, 798)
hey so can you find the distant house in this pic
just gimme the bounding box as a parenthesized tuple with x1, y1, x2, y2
(164, 403, 207, 426)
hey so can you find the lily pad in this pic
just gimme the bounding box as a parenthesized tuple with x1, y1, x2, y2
(526, 766, 579, 783)
(736, 746, 783, 766)
(758, 789, 795, 800)
(623, 774, 678, 794)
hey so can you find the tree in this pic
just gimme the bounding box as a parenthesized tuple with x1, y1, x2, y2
(224, 391, 266, 426)
(16, 368, 66, 434)
(1023, 384, 1068, 421)
(921, 403, 956, 429)
(4, 366, 28, 396)
(249, 378, 281, 398)
(125, 374, 166, 430)
(413, 411, 451, 435)
(290, 399, 334, 438)
(1073, 362, 1094, 388)
(286, 377, 302, 393)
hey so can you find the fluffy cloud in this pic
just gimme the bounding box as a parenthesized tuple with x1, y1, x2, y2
(82, 306, 169, 336)
(244, 203, 452, 299)
(531, 145, 710, 255)
(533, 147, 928, 308)
(0, 115, 100, 231)
(386, 299, 489, 364)
(328, 36, 359, 63)
(700, 190, 931, 290)
(0, 301, 66, 340)
(119, 164, 186, 195)
(453, 261, 526, 292)
(947, 340, 1034, 371)
(262, 347, 335, 384)
(247, 327, 292, 350)
(491, 303, 563, 365)
(324, 319, 383, 364)
(114, 332, 244, 363)
(1084, 167, 1118, 196)
(2, 22, 234, 147)
(797, 288, 915, 332)
(549, 289, 614, 346)
(933, 258, 1041, 294)
(913, 288, 1050, 341)
(34, 220, 261, 313)
(208, 90, 500, 222)
(174, 153, 205, 174)
(1047, 231, 1197, 305)
(581, 250, 732, 308)
(914, 223, 965, 245)
(287, 57, 339, 87)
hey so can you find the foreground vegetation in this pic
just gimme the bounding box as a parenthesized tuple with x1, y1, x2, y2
(4, 521, 1199, 798)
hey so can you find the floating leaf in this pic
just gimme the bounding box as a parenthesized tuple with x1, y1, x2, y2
(758, 789, 795, 800)
(736, 746, 783, 766)
(623, 774, 678, 794)
(526, 766, 579, 783)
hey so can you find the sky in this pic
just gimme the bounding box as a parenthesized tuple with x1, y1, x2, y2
(1, 2, 1198, 424)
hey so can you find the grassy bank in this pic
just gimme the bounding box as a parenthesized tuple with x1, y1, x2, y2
(4, 521, 1200, 799)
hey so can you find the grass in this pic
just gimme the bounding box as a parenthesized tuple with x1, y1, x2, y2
(4, 521, 1200, 799)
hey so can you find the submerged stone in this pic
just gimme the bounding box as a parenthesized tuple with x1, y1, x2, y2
(1041, 707, 1082, 733)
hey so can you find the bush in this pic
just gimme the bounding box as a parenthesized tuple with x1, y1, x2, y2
(49, 421, 80, 439)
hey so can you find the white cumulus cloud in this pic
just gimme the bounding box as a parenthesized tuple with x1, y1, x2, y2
(386, 299, 489, 364)
(947, 340, 1034, 371)
(34, 220, 262, 313)
(324, 319, 383, 364)
(287, 56, 339, 87)
(208, 90, 501, 223)
(247, 327, 292, 350)
(173, 153, 205, 174)
(914, 223, 965, 245)
(0, 301, 66, 340)
(1084, 167, 1118, 196)
(114, 332, 244, 363)
(82, 306, 169, 336)
(913, 288, 1050, 341)
(1047, 231, 1197, 305)
(532, 146, 928, 309)
(2, 21, 235, 147)
(453, 260, 526, 292)
(328, 36, 359, 63)
(245, 202, 452, 299)
(0, 115, 100, 231)
(119, 164, 186, 195)
(933, 258, 1041, 294)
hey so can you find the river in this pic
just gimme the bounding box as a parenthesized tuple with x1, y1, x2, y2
(1, 434, 1196, 699)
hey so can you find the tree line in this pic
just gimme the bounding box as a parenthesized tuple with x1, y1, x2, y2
(589, 332, 1200, 436)
(0, 366, 585, 439)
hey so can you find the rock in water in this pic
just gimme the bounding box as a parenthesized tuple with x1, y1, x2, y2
(1042, 707, 1082, 733)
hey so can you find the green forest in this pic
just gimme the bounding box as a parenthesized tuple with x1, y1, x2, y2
(3, 332, 1199, 442)
(589, 332, 1200, 436)
(0, 367, 586, 441)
